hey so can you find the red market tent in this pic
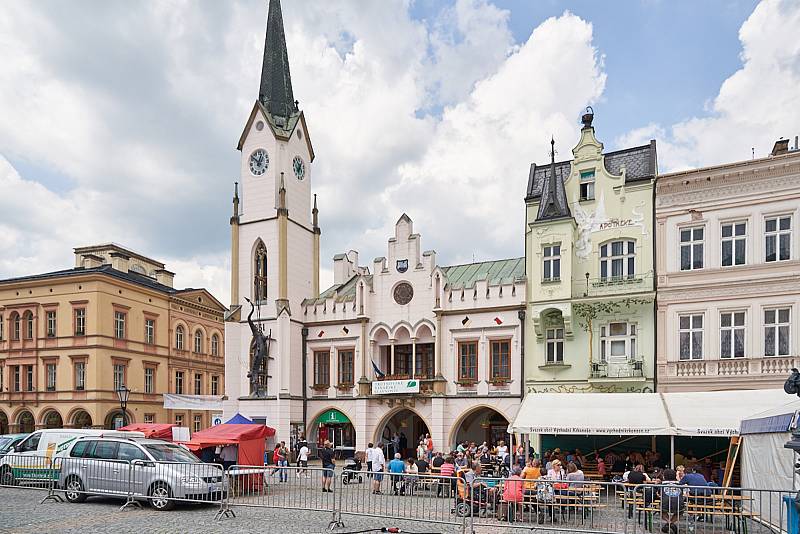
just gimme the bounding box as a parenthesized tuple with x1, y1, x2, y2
(119, 423, 176, 440)
(183, 423, 275, 466)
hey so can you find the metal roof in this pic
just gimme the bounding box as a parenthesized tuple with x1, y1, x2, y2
(442, 257, 525, 290)
(0, 265, 177, 294)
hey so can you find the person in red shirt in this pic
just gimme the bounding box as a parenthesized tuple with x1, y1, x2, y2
(425, 434, 434, 461)
(437, 456, 456, 497)
(500, 467, 525, 522)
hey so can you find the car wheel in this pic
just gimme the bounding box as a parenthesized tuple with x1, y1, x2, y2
(0, 467, 16, 487)
(148, 482, 175, 511)
(64, 476, 87, 503)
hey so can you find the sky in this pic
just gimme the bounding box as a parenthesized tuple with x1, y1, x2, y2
(1, 0, 799, 304)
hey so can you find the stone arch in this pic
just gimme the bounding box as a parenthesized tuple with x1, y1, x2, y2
(412, 319, 436, 339)
(39, 408, 63, 429)
(104, 409, 134, 430)
(15, 409, 35, 433)
(372, 406, 432, 449)
(0, 410, 8, 434)
(307, 406, 356, 451)
(67, 408, 93, 429)
(368, 322, 392, 339)
(391, 321, 414, 339)
(447, 404, 512, 449)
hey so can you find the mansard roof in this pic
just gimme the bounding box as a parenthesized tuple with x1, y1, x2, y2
(0, 264, 177, 294)
(442, 257, 525, 290)
(525, 140, 657, 201)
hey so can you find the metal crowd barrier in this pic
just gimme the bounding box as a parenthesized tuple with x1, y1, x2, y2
(3, 459, 798, 534)
(0, 454, 63, 503)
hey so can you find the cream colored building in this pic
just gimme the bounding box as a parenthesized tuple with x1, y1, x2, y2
(656, 140, 800, 391)
(0, 244, 225, 433)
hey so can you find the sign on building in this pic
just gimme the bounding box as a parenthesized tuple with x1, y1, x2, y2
(371, 379, 420, 395)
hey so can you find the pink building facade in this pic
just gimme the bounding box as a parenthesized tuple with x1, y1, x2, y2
(655, 143, 800, 392)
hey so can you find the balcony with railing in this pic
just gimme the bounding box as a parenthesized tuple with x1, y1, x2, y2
(572, 272, 654, 298)
(664, 355, 798, 389)
(589, 358, 645, 380)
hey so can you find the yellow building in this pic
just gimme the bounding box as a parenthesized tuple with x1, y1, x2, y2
(0, 244, 226, 433)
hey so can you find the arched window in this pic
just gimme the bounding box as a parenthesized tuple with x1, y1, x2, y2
(254, 241, 267, 301)
(175, 325, 184, 350)
(600, 240, 636, 281)
(11, 312, 20, 341)
(23, 311, 33, 339)
(194, 330, 203, 354)
(211, 334, 219, 357)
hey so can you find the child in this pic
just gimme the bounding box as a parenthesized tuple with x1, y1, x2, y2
(597, 457, 607, 481)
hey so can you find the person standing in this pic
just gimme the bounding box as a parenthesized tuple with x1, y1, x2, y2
(365, 442, 375, 479)
(425, 433, 434, 462)
(297, 440, 310, 478)
(388, 453, 406, 495)
(371, 442, 386, 494)
(277, 441, 289, 483)
(220, 444, 238, 470)
(320, 440, 335, 493)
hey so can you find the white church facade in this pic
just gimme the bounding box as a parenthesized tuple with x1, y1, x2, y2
(223, 0, 525, 456)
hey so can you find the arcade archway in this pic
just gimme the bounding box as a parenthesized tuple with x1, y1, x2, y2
(105, 410, 132, 430)
(376, 408, 430, 459)
(0, 411, 7, 434)
(451, 407, 510, 449)
(17, 410, 35, 433)
(41, 410, 63, 429)
(310, 408, 356, 459)
(71, 410, 93, 429)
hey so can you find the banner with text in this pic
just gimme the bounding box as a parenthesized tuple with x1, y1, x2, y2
(372, 379, 420, 395)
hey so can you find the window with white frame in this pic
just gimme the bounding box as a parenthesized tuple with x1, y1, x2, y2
(720, 311, 746, 358)
(193, 414, 202, 433)
(765, 216, 791, 262)
(144, 414, 155, 424)
(144, 319, 155, 345)
(211, 375, 219, 396)
(579, 170, 595, 201)
(600, 240, 636, 280)
(114, 311, 126, 339)
(175, 326, 184, 350)
(543, 245, 561, 281)
(211, 334, 219, 356)
(545, 328, 564, 363)
(194, 330, 203, 353)
(46, 363, 56, 391)
(175, 371, 184, 394)
(721, 221, 746, 266)
(113, 364, 125, 390)
(764, 308, 790, 356)
(46, 311, 57, 337)
(144, 367, 154, 394)
(680, 227, 704, 270)
(600, 322, 637, 361)
(679, 314, 703, 360)
(75, 362, 86, 391)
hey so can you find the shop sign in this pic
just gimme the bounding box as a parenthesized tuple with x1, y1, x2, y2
(371, 379, 420, 395)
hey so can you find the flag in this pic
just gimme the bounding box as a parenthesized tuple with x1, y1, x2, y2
(461, 316, 471, 327)
(371, 361, 386, 379)
(317, 330, 324, 338)
(494, 317, 503, 325)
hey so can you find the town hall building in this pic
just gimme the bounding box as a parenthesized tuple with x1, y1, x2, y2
(223, 0, 525, 456)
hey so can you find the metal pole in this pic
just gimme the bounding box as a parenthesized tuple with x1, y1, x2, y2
(670, 435, 675, 469)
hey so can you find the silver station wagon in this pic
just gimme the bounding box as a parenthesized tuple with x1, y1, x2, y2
(58, 437, 227, 511)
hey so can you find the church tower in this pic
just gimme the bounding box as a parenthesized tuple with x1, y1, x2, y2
(225, 0, 319, 435)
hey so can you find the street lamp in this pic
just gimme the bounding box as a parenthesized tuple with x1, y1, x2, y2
(116, 385, 131, 428)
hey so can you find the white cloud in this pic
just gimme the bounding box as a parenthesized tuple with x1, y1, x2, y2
(617, 0, 800, 172)
(0, 1, 606, 302)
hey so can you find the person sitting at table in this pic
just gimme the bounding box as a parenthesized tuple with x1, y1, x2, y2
(547, 459, 565, 480)
(566, 462, 585, 486)
(479, 448, 492, 469)
(431, 451, 445, 470)
(675, 465, 686, 483)
(658, 469, 685, 534)
(574, 449, 586, 469)
(625, 464, 653, 518)
(679, 466, 709, 495)
(522, 458, 542, 495)
(437, 455, 456, 497)
(455, 451, 468, 469)
(402, 457, 419, 495)
(498, 467, 525, 522)
(466, 462, 497, 509)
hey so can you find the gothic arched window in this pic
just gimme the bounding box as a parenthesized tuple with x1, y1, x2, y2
(254, 241, 268, 301)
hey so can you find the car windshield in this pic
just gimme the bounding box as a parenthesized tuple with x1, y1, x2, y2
(0, 437, 12, 452)
(143, 444, 200, 463)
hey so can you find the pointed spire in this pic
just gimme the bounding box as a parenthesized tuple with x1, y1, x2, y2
(312, 193, 319, 229)
(259, 0, 296, 120)
(536, 137, 571, 221)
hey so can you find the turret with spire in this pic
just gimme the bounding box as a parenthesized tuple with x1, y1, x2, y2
(536, 137, 571, 221)
(259, 0, 297, 121)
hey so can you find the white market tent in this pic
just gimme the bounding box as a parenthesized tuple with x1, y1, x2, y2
(510, 389, 792, 437)
(738, 398, 800, 527)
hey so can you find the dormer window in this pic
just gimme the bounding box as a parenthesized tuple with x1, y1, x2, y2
(579, 170, 595, 201)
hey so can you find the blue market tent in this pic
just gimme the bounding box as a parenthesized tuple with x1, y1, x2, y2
(226, 413, 256, 425)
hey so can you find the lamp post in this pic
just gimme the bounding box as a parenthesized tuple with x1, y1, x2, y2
(116, 385, 131, 428)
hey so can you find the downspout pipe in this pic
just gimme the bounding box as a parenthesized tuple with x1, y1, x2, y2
(301, 327, 309, 438)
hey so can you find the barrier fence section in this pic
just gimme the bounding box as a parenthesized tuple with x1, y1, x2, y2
(335, 469, 467, 531)
(3, 460, 799, 534)
(0, 453, 62, 503)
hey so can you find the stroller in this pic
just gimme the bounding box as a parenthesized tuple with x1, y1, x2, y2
(341, 457, 364, 485)
(453, 471, 494, 518)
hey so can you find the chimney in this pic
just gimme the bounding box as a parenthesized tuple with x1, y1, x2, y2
(79, 254, 104, 269)
(333, 251, 358, 285)
(109, 252, 130, 273)
(771, 138, 790, 156)
(154, 269, 175, 288)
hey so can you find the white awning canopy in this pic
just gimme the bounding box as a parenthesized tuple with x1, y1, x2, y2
(510, 389, 790, 437)
(510, 392, 672, 435)
(163, 394, 224, 411)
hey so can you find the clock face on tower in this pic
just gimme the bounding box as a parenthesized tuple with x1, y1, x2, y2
(249, 148, 269, 176)
(292, 156, 305, 180)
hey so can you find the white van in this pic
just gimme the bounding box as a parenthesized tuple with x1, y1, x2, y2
(0, 429, 144, 485)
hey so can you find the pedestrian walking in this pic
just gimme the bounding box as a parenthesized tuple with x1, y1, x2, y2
(320, 440, 335, 492)
(297, 440, 310, 478)
(277, 441, 289, 482)
(365, 442, 375, 479)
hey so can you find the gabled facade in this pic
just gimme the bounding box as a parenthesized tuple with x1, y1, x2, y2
(524, 110, 657, 394)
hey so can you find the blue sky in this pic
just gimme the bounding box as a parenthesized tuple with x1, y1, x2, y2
(1, 0, 797, 301)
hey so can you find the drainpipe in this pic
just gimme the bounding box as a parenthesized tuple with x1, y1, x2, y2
(518, 309, 526, 401)
(301, 327, 309, 437)
(651, 170, 658, 393)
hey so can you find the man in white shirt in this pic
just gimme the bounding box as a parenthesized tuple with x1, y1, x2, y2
(365, 442, 375, 479)
(297, 441, 310, 478)
(371, 441, 386, 494)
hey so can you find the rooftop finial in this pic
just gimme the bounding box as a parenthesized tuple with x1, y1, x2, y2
(550, 136, 556, 164)
(312, 193, 319, 229)
(581, 106, 594, 128)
